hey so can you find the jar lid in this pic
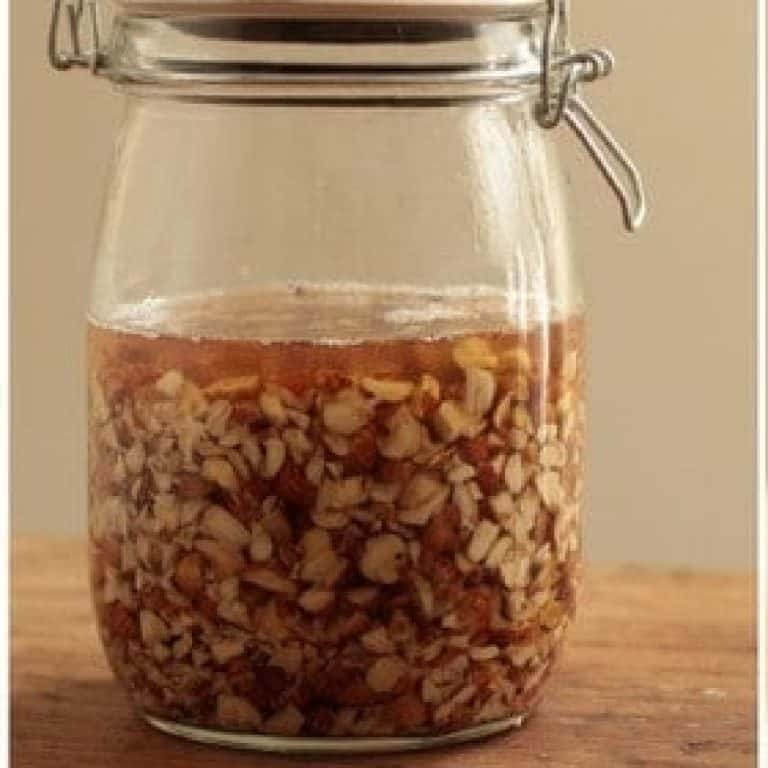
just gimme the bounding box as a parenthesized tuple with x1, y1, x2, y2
(113, 0, 545, 21)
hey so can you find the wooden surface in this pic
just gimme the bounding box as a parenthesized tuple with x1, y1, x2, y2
(12, 537, 756, 767)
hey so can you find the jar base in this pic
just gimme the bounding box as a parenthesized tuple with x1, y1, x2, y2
(143, 713, 527, 754)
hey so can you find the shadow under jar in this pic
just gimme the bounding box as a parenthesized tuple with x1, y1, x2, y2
(50, 0, 644, 753)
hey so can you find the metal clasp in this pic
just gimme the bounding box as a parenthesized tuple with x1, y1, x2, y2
(535, 0, 646, 232)
(48, 0, 104, 73)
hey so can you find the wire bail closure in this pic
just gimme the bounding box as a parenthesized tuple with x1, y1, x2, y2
(535, 0, 646, 231)
(48, 0, 103, 73)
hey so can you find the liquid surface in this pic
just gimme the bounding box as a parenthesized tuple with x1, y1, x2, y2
(93, 285, 577, 344)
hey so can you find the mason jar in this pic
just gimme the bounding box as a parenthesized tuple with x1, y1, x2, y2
(50, 0, 644, 752)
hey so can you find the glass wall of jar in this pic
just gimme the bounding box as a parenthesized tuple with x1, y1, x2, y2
(52, 0, 643, 753)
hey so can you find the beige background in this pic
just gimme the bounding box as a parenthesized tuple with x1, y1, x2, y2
(12, 1, 756, 567)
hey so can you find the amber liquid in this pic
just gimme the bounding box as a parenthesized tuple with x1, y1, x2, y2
(88, 288, 585, 738)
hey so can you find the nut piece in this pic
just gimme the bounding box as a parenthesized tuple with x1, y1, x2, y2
(434, 683, 478, 724)
(310, 509, 349, 530)
(322, 396, 370, 435)
(298, 588, 335, 613)
(453, 482, 479, 528)
(489, 490, 516, 523)
(421, 654, 469, 704)
(217, 694, 262, 728)
(301, 548, 347, 587)
(320, 475, 367, 509)
(452, 337, 498, 370)
(378, 406, 422, 459)
(500, 555, 531, 590)
(485, 535, 514, 568)
(464, 367, 497, 418)
(260, 504, 292, 543)
(361, 377, 414, 402)
(413, 573, 435, 619)
(210, 636, 246, 665)
(361, 626, 396, 654)
(469, 645, 500, 661)
(259, 392, 287, 426)
(283, 428, 313, 462)
(202, 506, 250, 548)
(155, 370, 185, 398)
(504, 454, 525, 495)
(207, 400, 232, 436)
(242, 566, 297, 595)
(262, 704, 304, 736)
(261, 438, 287, 478)
(305, 450, 325, 485)
(536, 471, 564, 509)
(323, 432, 350, 457)
(467, 520, 501, 563)
(249, 523, 273, 563)
(204, 375, 260, 399)
(400, 472, 440, 507)
(540, 442, 567, 468)
(194, 539, 245, 578)
(359, 534, 407, 585)
(536, 424, 558, 445)
(433, 401, 481, 443)
(174, 552, 206, 597)
(217, 600, 250, 628)
(493, 392, 513, 432)
(398, 473, 449, 527)
(366, 655, 408, 693)
(512, 404, 534, 432)
(139, 610, 169, 645)
(242, 437, 263, 472)
(202, 458, 239, 493)
(301, 527, 332, 556)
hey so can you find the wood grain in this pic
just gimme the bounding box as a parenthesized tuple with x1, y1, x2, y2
(11, 537, 756, 767)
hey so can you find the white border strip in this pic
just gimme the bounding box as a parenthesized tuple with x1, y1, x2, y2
(758, 0, 766, 759)
(1, 0, 10, 760)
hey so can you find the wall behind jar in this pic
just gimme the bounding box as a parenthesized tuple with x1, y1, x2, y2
(11, 1, 756, 568)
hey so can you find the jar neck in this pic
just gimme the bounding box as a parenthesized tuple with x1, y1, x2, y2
(104, 15, 542, 103)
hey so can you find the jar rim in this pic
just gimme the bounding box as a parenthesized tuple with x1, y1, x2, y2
(112, 0, 546, 22)
(102, 14, 543, 101)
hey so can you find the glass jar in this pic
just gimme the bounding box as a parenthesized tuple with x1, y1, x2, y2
(51, 0, 644, 753)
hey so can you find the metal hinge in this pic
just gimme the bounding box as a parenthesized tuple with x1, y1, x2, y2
(535, 0, 646, 231)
